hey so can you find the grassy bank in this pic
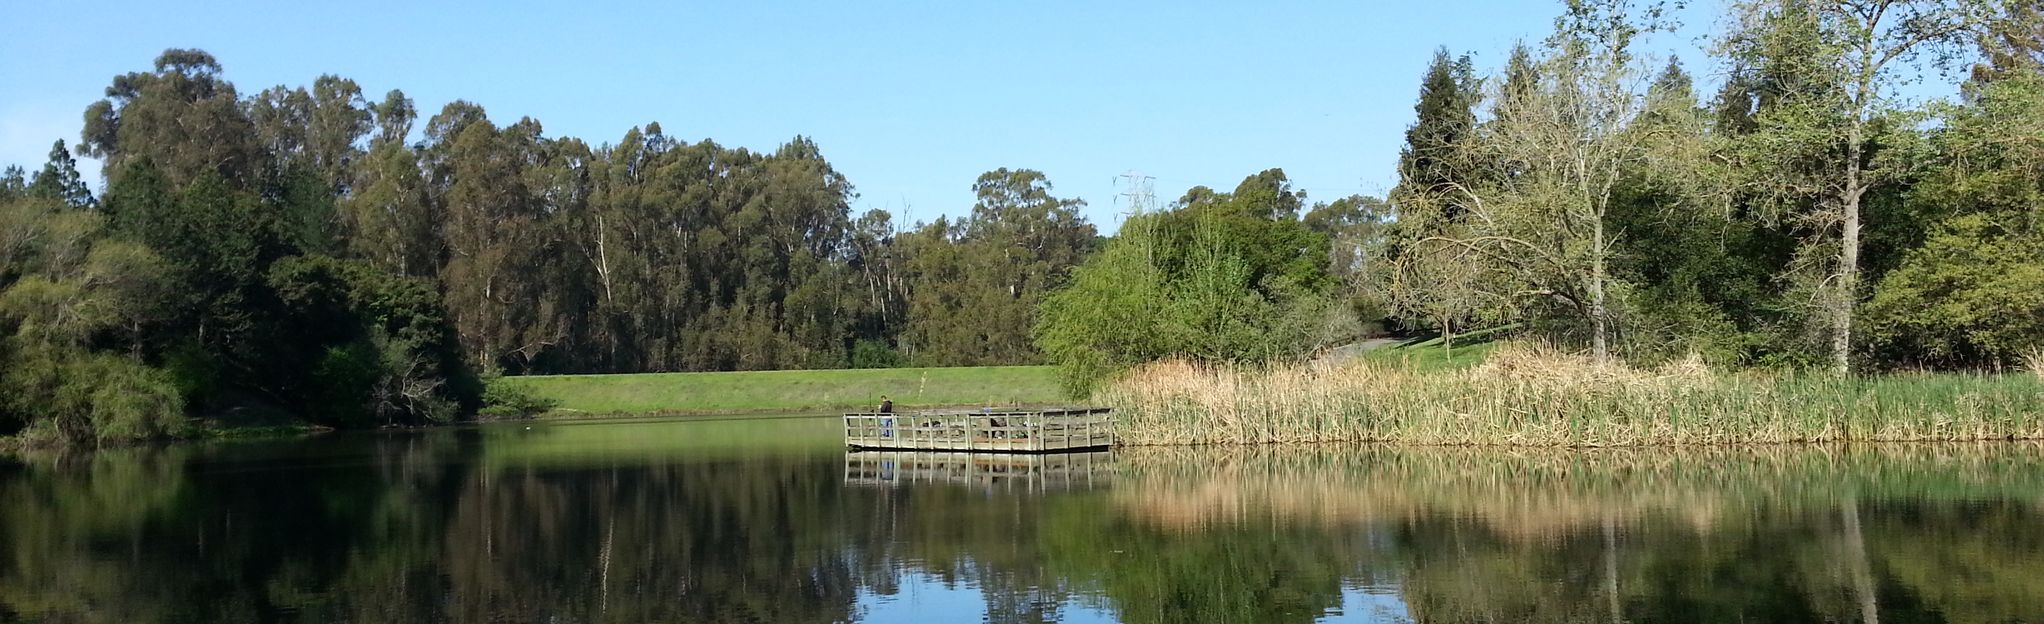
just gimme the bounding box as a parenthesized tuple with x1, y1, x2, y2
(502, 365, 1065, 416)
(1356, 335, 1502, 372)
(1102, 343, 2044, 447)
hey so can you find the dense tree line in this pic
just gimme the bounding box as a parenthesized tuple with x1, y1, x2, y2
(0, 49, 1096, 444)
(1037, 0, 2044, 385)
(1376, 0, 2044, 373)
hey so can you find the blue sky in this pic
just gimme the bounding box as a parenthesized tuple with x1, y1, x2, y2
(2, 0, 1728, 231)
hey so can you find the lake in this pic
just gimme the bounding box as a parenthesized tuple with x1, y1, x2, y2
(2, 416, 2040, 623)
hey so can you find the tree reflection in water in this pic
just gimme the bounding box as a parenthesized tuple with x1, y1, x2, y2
(2, 418, 2041, 623)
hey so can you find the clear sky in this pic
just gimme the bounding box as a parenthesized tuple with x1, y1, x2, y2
(2, 0, 1727, 231)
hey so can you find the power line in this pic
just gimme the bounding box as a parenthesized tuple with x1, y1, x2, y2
(1113, 170, 1155, 225)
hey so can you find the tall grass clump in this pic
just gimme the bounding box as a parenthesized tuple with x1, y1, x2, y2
(1099, 342, 2044, 447)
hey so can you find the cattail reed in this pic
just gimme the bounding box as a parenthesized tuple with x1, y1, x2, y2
(1099, 343, 2044, 447)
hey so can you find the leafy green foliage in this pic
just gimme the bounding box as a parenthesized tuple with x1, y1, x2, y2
(897, 169, 1096, 366)
(1037, 171, 1332, 394)
(0, 346, 186, 445)
(848, 339, 905, 369)
(1862, 67, 2044, 369)
(80, 49, 263, 187)
(1864, 216, 2044, 367)
(26, 140, 94, 209)
(266, 255, 472, 426)
(0, 198, 183, 445)
(1352, 2, 2041, 376)
(479, 375, 560, 419)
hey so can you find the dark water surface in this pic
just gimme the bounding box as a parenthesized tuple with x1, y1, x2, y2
(3, 416, 2042, 623)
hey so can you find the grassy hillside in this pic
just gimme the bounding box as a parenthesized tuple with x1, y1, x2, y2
(501, 365, 1066, 416)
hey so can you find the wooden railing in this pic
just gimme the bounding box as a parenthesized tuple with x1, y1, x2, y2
(843, 408, 1114, 453)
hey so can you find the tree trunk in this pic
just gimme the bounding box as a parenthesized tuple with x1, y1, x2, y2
(1592, 213, 1610, 361)
(1441, 316, 1455, 360)
(1836, 122, 1864, 377)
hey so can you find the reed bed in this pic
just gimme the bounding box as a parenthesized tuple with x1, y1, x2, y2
(1100, 343, 2044, 447)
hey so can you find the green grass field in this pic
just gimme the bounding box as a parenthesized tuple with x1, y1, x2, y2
(1356, 325, 1515, 371)
(501, 365, 1067, 416)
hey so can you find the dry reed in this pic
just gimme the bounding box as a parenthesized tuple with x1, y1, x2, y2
(1099, 342, 2044, 447)
(1108, 443, 2044, 536)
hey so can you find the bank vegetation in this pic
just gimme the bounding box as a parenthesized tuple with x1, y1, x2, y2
(1102, 343, 2044, 446)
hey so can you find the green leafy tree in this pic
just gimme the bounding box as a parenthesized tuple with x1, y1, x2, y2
(1383, 45, 1495, 341)
(26, 140, 94, 209)
(1971, 1, 2044, 83)
(1720, 0, 1997, 374)
(1863, 215, 2044, 366)
(80, 49, 263, 189)
(0, 166, 25, 201)
(1865, 68, 2044, 367)
(1396, 48, 1481, 212)
(430, 110, 553, 371)
(1407, 0, 1692, 359)
(1035, 213, 1171, 393)
(902, 169, 1094, 366)
(1036, 171, 1330, 394)
(267, 256, 472, 425)
(343, 137, 437, 277)
(0, 198, 183, 444)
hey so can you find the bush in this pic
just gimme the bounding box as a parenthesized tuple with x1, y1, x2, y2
(160, 339, 224, 404)
(1036, 210, 1330, 396)
(1864, 216, 2044, 369)
(850, 339, 905, 369)
(479, 376, 559, 419)
(0, 346, 187, 446)
(266, 255, 478, 425)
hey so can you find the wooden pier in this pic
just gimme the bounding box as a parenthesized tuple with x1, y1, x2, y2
(844, 450, 1115, 492)
(842, 407, 1114, 453)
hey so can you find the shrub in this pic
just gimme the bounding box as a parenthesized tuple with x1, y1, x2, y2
(850, 339, 905, 369)
(480, 376, 559, 419)
(1037, 210, 1331, 396)
(1864, 216, 2044, 368)
(0, 346, 186, 446)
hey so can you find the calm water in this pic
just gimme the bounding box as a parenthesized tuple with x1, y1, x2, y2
(2, 416, 2042, 624)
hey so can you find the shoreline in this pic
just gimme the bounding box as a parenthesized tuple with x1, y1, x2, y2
(517, 401, 1075, 422)
(10, 414, 2044, 458)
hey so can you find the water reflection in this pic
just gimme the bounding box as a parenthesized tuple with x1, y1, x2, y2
(844, 451, 1115, 492)
(0, 418, 2040, 623)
